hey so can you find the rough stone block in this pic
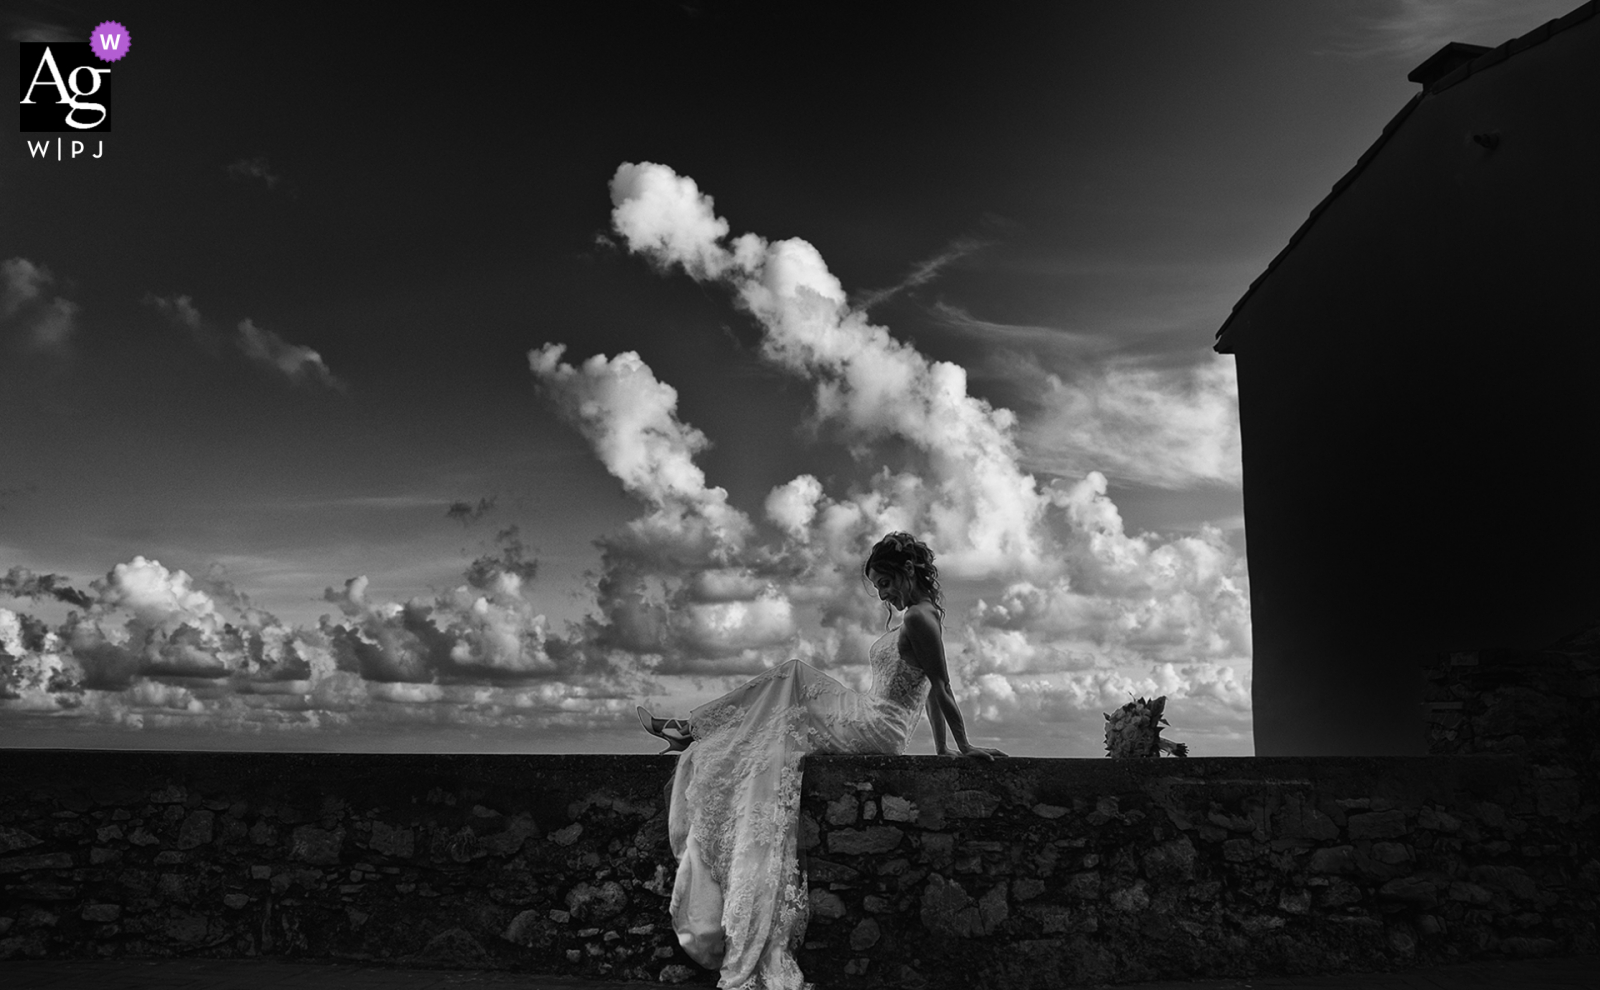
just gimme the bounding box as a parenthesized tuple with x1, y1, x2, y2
(828, 827, 903, 856)
(1378, 877, 1438, 908)
(420, 928, 491, 968)
(826, 794, 858, 826)
(1372, 842, 1412, 865)
(1239, 914, 1286, 934)
(223, 893, 249, 910)
(164, 912, 208, 943)
(808, 889, 845, 920)
(1023, 903, 1072, 934)
(1277, 889, 1311, 914)
(1108, 880, 1150, 913)
(1031, 804, 1068, 819)
(1417, 807, 1460, 832)
(1063, 870, 1101, 900)
(1347, 810, 1408, 840)
(548, 823, 583, 847)
(0, 853, 72, 874)
(0, 827, 43, 854)
(1208, 811, 1255, 833)
(567, 880, 627, 921)
(80, 904, 120, 923)
(368, 821, 415, 858)
(483, 814, 539, 857)
(848, 917, 880, 950)
(1469, 865, 1539, 900)
(919, 873, 1007, 938)
(1316, 878, 1362, 908)
(879, 795, 916, 823)
(1140, 835, 1197, 883)
(1222, 838, 1260, 863)
(289, 826, 343, 865)
(1309, 845, 1357, 874)
(177, 810, 214, 850)
(806, 858, 859, 883)
(1276, 794, 1340, 841)
(1012, 877, 1045, 901)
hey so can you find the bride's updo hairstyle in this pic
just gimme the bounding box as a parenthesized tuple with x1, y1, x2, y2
(863, 531, 945, 620)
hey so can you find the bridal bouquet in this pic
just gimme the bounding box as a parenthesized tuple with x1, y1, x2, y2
(1104, 695, 1188, 758)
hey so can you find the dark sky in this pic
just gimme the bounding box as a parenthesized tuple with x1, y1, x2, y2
(1, 0, 1579, 753)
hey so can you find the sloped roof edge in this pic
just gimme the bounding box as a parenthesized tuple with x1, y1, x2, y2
(1212, 1, 1596, 354)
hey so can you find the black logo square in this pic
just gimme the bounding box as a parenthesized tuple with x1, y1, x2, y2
(19, 42, 112, 133)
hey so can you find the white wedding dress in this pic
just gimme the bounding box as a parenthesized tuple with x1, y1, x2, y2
(667, 625, 930, 990)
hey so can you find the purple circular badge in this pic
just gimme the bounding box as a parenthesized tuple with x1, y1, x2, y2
(90, 21, 130, 63)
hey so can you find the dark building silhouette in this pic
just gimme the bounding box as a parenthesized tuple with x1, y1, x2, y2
(1215, 3, 1598, 756)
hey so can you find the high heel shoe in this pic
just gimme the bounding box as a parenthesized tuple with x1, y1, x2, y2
(637, 705, 693, 755)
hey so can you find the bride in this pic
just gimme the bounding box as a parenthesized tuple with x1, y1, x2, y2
(636, 532, 1007, 990)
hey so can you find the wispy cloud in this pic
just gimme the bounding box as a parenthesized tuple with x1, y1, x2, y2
(6, 16, 76, 43)
(2, 257, 78, 355)
(145, 293, 345, 390)
(932, 303, 1241, 489)
(932, 301, 1116, 360)
(226, 156, 283, 191)
(1014, 352, 1242, 490)
(144, 292, 216, 353)
(237, 319, 344, 390)
(853, 236, 990, 311)
(1321, 0, 1578, 60)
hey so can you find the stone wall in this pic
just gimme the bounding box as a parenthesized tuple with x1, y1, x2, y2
(1421, 619, 1600, 763)
(1, 750, 1597, 987)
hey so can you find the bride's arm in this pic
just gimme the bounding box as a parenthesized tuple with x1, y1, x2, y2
(903, 607, 1007, 761)
(926, 691, 948, 754)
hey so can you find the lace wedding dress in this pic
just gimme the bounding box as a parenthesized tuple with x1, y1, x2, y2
(667, 626, 930, 990)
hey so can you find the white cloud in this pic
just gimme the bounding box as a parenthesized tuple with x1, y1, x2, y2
(99, 556, 223, 633)
(854, 236, 989, 311)
(2, 257, 78, 353)
(226, 156, 283, 190)
(1, 258, 48, 318)
(146, 295, 342, 389)
(529, 344, 751, 557)
(608, 161, 1058, 580)
(1015, 352, 1242, 489)
(146, 293, 212, 349)
(237, 319, 344, 389)
(764, 474, 823, 542)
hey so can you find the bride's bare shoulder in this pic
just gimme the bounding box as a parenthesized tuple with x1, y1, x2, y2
(901, 602, 942, 632)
